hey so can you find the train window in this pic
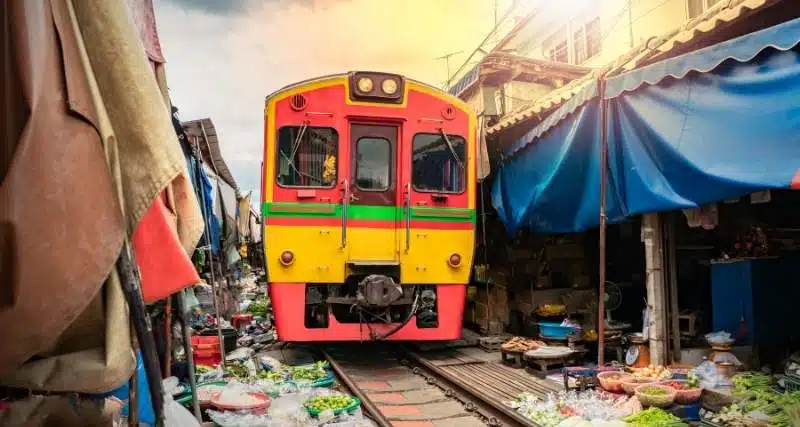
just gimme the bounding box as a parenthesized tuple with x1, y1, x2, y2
(355, 137, 391, 191)
(412, 133, 466, 193)
(276, 126, 338, 188)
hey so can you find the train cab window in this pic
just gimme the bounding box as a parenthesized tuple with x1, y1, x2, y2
(355, 137, 391, 191)
(276, 126, 338, 187)
(412, 132, 466, 193)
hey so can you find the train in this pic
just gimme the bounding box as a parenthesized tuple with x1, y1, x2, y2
(261, 71, 476, 341)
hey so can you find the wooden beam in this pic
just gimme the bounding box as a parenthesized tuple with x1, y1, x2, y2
(666, 212, 681, 362)
(642, 213, 668, 365)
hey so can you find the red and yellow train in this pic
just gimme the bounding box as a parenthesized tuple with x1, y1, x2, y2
(262, 71, 476, 341)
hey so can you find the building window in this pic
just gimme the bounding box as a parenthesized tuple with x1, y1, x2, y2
(688, 0, 722, 19)
(545, 17, 600, 65)
(412, 133, 466, 193)
(276, 126, 338, 187)
(543, 27, 569, 64)
(355, 137, 391, 191)
(585, 18, 601, 59)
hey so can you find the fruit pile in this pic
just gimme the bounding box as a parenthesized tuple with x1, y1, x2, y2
(304, 394, 356, 413)
(631, 365, 672, 380)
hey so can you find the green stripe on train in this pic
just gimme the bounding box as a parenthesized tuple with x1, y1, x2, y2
(262, 202, 475, 222)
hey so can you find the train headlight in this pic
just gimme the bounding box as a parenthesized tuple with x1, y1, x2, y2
(447, 253, 462, 268)
(357, 77, 373, 93)
(279, 250, 295, 266)
(381, 78, 398, 95)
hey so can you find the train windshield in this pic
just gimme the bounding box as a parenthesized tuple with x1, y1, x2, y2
(276, 126, 338, 187)
(411, 132, 466, 193)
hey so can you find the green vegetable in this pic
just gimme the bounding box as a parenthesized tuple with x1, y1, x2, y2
(224, 363, 249, 378)
(639, 386, 668, 396)
(196, 364, 214, 374)
(304, 394, 355, 412)
(291, 361, 329, 382)
(624, 407, 687, 427)
(732, 372, 773, 393)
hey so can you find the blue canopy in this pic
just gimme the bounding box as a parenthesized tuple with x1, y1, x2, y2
(494, 17, 800, 234)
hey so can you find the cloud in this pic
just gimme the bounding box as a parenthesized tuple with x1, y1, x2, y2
(155, 0, 508, 207)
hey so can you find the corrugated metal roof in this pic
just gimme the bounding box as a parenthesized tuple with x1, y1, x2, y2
(487, 72, 596, 135)
(487, 0, 781, 135)
(449, 64, 480, 96)
(183, 118, 239, 190)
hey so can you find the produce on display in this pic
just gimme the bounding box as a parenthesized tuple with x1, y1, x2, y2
(622, 377, 656, 395)
(634, 384, 676, 408)
(502, 336, 545, 352)
(732, 372, 773, 394)
(507, 390, 635, 426)
(631, 365, 672, 380)
(536, 304, 567, 317)
(659, 379, 703, 404)
(623, 407, 687, 426)
(290, 361, 330, 382)
(597, 371, 632, 393)
(304, 394, 357, 414)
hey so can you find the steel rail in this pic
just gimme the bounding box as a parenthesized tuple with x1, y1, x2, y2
(402, 348, 539, 427)
(318, 347, 393, 427)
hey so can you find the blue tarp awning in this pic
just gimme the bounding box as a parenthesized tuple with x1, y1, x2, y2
(493, 17, 800, 234)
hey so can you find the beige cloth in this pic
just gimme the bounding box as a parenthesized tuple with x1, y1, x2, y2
(477, 115, 491, 181)
(0, 0, 126, 381)
(238, 191, 253, 239)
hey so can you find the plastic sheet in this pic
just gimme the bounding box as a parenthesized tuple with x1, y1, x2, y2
(164, 394, 200, 427)
(693, 361, 733, 388)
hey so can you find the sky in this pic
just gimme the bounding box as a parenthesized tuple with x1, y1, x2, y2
(155, 0, 514, 206)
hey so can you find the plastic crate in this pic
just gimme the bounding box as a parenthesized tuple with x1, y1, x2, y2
(668, 403, 701, 421)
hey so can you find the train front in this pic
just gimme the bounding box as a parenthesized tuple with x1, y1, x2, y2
(262, 71, 476, 342)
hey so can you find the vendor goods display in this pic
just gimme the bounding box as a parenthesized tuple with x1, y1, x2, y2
(660, 379, 703, 404)
(502, 336, 545, 353)
(622, 377, 657, 395)
(304, 393, 361, 417)
(597, 371, 632, 393)
(526, 346, 575, 359)
(624, 407, 687, 426)
(507, 390, 637, 426)
(210, 387, 271, 414)
(700, 405, 771, 426)
(635, 384, 677, 408)
(631, 365, 673, 380)
(536, 304, 567, 317)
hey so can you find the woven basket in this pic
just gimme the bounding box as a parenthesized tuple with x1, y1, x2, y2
(597, 371, 632, 393)
(635, 384, 677, 408)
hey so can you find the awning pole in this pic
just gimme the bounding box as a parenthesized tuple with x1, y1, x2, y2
(177, 292, 202, 420)
(598, 78, 609, 367)
(117, 241, 166, 427)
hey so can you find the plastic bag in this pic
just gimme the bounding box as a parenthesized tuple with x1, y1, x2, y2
(258, 355, 283, 372)
(164, 394, 200, 427)
(693, 360, 732, 388)
(226, 347, 255, 362)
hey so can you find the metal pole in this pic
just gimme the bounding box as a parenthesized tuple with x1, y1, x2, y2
(193, 125, 227, 364)
(598, 79, 609, 367)
(117, 241, 165, 427)
(177, 292, 202, 420)
(164, 297, 172, 377)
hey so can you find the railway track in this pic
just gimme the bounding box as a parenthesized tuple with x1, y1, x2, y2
(318, 343, 551, 427)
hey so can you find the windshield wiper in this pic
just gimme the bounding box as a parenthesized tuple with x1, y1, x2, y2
(440, 128, 464, 168)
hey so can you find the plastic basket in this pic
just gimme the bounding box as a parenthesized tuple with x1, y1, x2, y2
(305, 396, 361, 417)
(177, 380, 228, 407)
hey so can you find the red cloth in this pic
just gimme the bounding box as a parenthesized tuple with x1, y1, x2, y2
(133, 190, 200, 303)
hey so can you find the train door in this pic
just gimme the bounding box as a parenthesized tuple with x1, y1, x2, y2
(346, 124, 399, 264)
